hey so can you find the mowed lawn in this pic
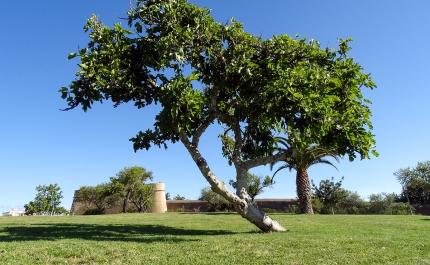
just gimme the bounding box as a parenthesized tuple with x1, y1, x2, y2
(0, 213, 429, 264)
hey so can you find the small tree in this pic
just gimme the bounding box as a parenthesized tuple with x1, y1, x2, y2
(109, 166, 153, 213)
(229, 173, 275, 203)
(129, 183, 154, 212)
(77, 183, 119, 214)
(199, 187, 232, 212)
(311, 177, 347, 214)
(394, 161, 430, 204)
(25, 184, 63, 215)
(173, 194, 186, 200)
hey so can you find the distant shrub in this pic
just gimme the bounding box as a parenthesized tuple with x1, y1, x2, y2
(368, 193, 415, 215)
(311, 198, 324, 214)
(198, 187, 233, 212)
(285, 204, 299, 214)
(263, 208, 278, 213)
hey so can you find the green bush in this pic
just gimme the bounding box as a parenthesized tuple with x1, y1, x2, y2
(198, 187, 233, 212)
(368, 193, 414, 215)
(263, 208, 278, 213)
(311, 198, 324, 214)
(285, 204, 299, 214)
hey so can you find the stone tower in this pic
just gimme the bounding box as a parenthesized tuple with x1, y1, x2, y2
(146, 182, 167, 213)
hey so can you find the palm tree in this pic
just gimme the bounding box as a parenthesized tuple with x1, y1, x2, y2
(270, 137, 340, 214)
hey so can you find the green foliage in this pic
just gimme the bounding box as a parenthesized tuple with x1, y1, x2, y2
(62, 0, 377, 163)
(54, 206, 70, 215)
(78, 183, 119, 215)
(271, 138, 341, 175)
(165, 192, 171, 200)
(368, 192, 414, 215)
(311, 177, 367, 214)
(109, 166, 154, 213)
(77, 166, 154, 215)
(342, 190, 366, 214)
(312, 177, 347, 214)
(24, 184, 64, 215)
(284, 204, 300, 214)
(173, 194, 186, 200)
(394, 161, 430, 204)
(229, 173, 275, 202)
(311, 197, 324, 214)
(262, 208, 278, 213)
(198, 187, 232, 212)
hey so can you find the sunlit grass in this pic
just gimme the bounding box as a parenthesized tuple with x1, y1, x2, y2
(0, 213, 429, 264)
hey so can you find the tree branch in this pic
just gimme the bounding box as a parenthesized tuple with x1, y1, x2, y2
(243, 147, 295, 170)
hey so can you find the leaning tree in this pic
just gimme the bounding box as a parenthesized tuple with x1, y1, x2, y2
(61, 0, 377, 232)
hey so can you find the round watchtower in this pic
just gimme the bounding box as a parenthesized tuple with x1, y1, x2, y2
(146, 182, 167, 213)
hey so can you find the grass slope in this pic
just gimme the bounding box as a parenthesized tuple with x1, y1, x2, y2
(0, 213, 429, 264)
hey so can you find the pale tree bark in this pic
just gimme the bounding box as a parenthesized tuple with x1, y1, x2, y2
(179, 131, 287, 232)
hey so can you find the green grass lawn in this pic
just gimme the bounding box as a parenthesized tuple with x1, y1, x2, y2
(0, 213, 429, 264)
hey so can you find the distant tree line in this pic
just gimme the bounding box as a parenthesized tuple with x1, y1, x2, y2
(76, 166, 154, 215)
(310, 177, 412, 215)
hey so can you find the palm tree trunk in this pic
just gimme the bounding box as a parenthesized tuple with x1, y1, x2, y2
(296, 171, 314, 214)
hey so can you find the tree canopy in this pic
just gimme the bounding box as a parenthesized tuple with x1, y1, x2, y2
(109, 166, 154, 213)
(61, 0, 377, 232)
(24, 184, 64, 215)
(394, 161, 430, 204)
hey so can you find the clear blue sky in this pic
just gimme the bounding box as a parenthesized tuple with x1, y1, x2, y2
(1, 1, 429, 213)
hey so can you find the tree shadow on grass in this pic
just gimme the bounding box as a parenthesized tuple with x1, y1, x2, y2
(0, 223, 237, 243)
(421, 218, 430, 221)
(179, 212, 237, 215)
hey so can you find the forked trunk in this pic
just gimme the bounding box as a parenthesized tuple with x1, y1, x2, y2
(181, 137, 286, 232)
(122, 190, 131, 213)
(296, 170, 314, 214)
(234, 166, 286, 232)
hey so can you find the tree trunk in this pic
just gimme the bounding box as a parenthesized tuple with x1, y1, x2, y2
(234, 166, 286, 232)
(296, 170, 314, 214)
(122, 190, 131, 213)
(180, 135, 286, 232)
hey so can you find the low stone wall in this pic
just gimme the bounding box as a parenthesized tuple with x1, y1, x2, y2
(167, 200, 209, 212)
(71, 190, 430, 215)
(413, 204, 430, 215)
(165, 199, 299, 212)
(71, 194, 298, 215)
